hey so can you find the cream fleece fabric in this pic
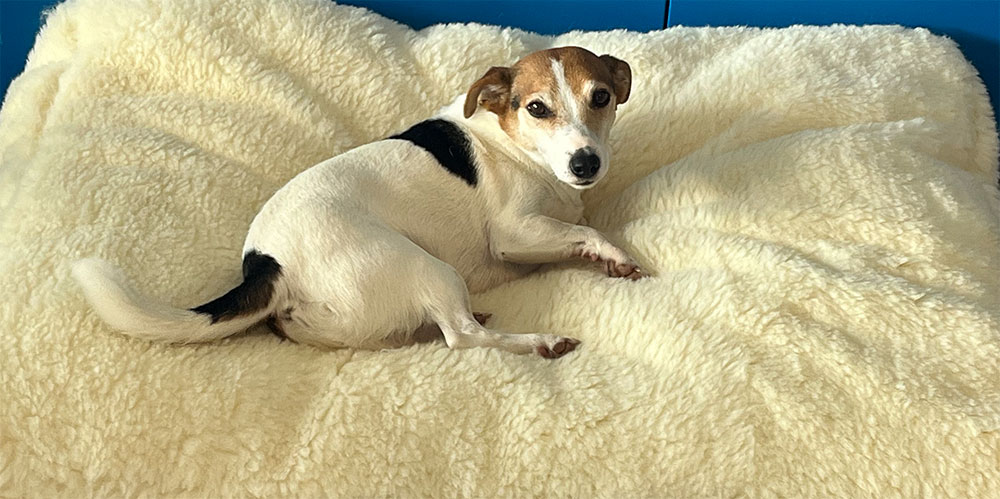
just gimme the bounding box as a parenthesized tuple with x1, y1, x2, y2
(1, 0, 998, 496)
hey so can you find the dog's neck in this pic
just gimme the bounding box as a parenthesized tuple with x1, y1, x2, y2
(436, 94, 584, 207)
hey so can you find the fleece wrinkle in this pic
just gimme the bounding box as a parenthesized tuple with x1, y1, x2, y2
(0, 0, 998, 496)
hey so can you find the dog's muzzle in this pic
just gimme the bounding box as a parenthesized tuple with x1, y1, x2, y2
(569, 148, 601, 180)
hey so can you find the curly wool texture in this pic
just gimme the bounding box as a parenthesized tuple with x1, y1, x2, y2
(1, 0, 998, 496)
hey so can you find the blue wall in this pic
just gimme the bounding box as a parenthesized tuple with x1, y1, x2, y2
(336, 0, 665, 34)
(2, 0, 998, 115)
(1, 1, 60, 103)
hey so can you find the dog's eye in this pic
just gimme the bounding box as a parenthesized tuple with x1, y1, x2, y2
(525, 101, 552, 118)
(592, 89, 611, 108)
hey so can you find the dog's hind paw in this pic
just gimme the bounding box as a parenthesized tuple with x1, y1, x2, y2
(536, 336, 581, 359)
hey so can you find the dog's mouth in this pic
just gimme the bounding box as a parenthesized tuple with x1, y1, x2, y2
(572, 180, 596, 188)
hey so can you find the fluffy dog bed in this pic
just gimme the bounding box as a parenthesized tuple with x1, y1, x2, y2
(1, 0, 998, 496)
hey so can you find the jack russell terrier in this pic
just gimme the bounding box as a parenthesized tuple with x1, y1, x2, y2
(73, 46, 643, 359)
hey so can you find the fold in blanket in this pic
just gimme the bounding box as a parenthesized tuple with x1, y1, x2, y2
(0, 0, 997, 496)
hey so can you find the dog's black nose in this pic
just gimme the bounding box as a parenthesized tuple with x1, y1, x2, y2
(569, 149, 601, 179)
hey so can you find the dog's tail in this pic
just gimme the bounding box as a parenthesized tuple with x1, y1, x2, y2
(71, 251, 283, 344)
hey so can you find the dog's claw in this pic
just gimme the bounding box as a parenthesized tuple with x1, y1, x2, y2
(604, 259, 644, 280)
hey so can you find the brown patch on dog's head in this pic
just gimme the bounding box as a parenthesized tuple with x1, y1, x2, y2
(598, 54, 631, 104)
(463, 66, 513, 119)
(464, 47, 631, 118)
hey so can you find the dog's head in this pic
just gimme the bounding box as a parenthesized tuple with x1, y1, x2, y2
(463, 46, 631, 189)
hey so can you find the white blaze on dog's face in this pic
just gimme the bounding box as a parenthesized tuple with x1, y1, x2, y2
(463, 47, 632, 189)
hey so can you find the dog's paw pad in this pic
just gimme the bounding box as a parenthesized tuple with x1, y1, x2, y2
(536, 337, 580, 359)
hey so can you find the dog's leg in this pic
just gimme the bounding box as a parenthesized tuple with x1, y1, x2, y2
(420, 258, 579, 358)
(491, 215, 644, 279)
(411, 312, 492, 344)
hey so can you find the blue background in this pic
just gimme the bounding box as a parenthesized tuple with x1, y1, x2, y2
(2, 0, 998, 113)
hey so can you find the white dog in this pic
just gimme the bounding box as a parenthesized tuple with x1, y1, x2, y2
(73, 46, 643, 359)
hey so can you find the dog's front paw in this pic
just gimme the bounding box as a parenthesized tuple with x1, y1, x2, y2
(604, 258, 644, 280)
(535, 335, 581, 359)
(573, 239, 646, 281)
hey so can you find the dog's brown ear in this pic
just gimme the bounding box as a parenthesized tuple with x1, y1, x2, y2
(463, 66, 513, 118)
(599, 55, 631, 105)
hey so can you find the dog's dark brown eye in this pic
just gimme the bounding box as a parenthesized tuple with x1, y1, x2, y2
(526, 101, 552, 118)
(592, 89, 611, 108)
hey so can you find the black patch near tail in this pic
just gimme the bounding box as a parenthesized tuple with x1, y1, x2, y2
(191, 250, 281, 323)
(389, 119, 478, 186)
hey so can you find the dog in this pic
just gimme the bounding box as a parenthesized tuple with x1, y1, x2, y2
(72, 46, 643, 359)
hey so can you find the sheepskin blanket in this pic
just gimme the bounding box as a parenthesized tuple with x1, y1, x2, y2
(1, 0, 998, 496)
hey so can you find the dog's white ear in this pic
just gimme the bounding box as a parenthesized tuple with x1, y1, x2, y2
(599, 55, 631, 105)
(464, 66, 513, 118)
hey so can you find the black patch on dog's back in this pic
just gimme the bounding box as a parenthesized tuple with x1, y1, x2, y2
(389, 119, 478, 186)
(190, 250, 282, 323)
